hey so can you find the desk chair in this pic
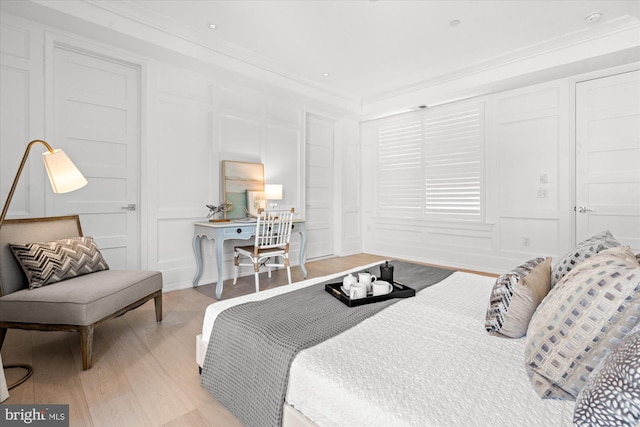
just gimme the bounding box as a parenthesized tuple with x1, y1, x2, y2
(233, 208, 295, 292)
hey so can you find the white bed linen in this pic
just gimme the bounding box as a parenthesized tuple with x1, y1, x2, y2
(287, 272, 574, 426)
(200, 268, 575, 427)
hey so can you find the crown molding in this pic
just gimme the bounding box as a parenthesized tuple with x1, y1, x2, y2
(7, 1, 639, 120)
(362, 16, 640, 118)
(25, 0, 364, 114)
(364, 15, 640, 106)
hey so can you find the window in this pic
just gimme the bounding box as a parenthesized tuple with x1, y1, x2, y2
(377, 113, 423, 218)
(424, 103, 483, 216)
(375, 100, 484, 221)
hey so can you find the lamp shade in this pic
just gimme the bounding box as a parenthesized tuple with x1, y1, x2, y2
(42, 149, 88, 194)
(264, 184, 283, 200)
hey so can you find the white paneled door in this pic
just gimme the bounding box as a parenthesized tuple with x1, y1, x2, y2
(51, 46, 140, 269)
(576, 69, 640, 251)
(305, 114, 335, 259)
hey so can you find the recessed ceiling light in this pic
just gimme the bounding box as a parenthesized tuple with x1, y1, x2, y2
(585, 12, 602, 23)
(208, 23, 217, 29)
(322, 72, 330, 77)
(449, 19, 461, 27)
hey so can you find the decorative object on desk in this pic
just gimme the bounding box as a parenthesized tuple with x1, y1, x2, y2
(206, 201, 232, 222)
(264, 184, 283, 209)
(0, 139, 88, 386)
(379, 260, 394, 283)
(222, 161, 265, 219)
(246, 190, 266, 217)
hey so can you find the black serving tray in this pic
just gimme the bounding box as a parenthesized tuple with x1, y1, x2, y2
(325, 281, 416, 307)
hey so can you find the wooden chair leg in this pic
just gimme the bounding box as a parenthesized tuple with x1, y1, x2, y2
(80, 325, 94, 370)
(154, 292, 163, 322)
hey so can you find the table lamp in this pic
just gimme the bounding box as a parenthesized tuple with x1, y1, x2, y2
(264, 184, 283, 209)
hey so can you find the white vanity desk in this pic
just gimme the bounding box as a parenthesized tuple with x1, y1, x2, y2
(192, 219, 307, 299)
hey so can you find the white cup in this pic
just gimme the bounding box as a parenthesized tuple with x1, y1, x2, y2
(342, 273, 357, 291)
(358, 272, 377, 292)
(372, 280, 393, 296)
(349, 283, 367, 300)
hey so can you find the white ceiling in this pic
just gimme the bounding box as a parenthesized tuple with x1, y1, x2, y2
(1, 0, 639, 115)
(124, 0, 640, 101)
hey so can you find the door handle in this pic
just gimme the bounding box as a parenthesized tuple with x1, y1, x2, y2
(121, 204, 136, 211)
(576, 206, 595, 213)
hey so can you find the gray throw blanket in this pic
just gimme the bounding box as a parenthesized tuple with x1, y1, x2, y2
(201, 261, 454, 427)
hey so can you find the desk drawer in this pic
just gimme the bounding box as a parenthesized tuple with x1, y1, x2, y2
(224, 226, 255, 238)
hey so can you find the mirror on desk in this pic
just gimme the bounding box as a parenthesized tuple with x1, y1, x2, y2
(222, 160, 265, 219)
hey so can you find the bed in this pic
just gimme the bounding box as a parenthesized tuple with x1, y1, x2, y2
(197, 231, 640, 427)
(196, 260, 578, 426)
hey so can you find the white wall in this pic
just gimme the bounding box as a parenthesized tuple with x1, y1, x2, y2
(147, 61, 310, 290)
(362, 78, 574, 274)
(0, 12, 359, 292)
(0, 16, 47, 221)
(1, 9, 637, 290)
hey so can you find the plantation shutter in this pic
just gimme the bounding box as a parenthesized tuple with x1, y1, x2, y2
(424, 102, 483, 217)
(374, 100, 484, 221)
(376, 113, 423, 218)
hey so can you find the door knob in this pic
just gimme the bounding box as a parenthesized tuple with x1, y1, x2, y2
(121, 204, 136, 211)
(576, 206, 595, 213)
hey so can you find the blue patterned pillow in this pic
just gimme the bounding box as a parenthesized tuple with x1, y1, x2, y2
(10, 236, 109, 289)
(574, 324, 640, 426)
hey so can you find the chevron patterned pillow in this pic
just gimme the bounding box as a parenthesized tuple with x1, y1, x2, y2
(10, 236, 109, 289)
(484, 257, 551, 338)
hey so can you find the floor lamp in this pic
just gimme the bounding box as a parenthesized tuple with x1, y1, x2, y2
(0, 139, 87, 392)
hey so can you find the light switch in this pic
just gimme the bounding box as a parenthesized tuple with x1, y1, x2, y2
(537, 188, 548, 198)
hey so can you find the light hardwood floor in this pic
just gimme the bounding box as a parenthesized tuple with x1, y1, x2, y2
(1, 253, 387, 426)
